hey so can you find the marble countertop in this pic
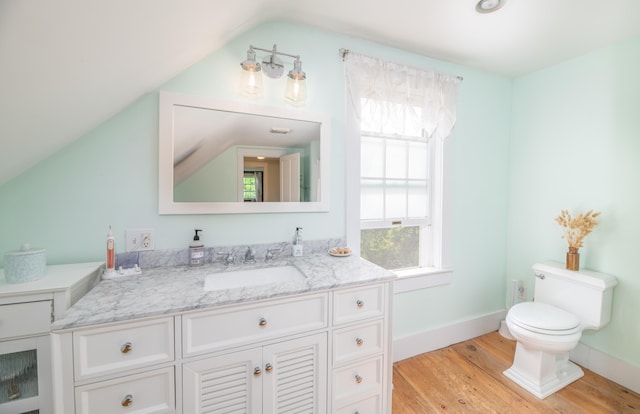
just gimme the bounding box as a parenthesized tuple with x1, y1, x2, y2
(52, 253, 395, 331)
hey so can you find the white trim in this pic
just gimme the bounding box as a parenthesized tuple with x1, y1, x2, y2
(158, 91, 330, 214)
(393, 268, 452, 293)
(571, 341, 640, 394)
(392, 310, 506, 362)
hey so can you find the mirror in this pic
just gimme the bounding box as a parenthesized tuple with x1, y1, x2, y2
(159, 91, 330, 214)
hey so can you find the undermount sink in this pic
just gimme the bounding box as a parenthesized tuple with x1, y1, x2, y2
(204, 265, 306, 291)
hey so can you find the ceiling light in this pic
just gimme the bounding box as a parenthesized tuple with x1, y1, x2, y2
(476, 0, 506, 13)
(240, 44, 307, 105)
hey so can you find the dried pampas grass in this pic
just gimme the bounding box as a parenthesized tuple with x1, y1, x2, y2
(555, 209, 601, 251)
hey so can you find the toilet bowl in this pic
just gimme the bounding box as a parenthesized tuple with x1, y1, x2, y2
(503, 262, 617, 399)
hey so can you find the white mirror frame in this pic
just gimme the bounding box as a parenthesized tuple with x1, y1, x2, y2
(158, 91, 330, 214)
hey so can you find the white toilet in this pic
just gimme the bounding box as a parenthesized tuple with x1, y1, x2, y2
(503, 261, 617, 399)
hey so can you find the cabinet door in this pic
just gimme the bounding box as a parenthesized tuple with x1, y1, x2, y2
(262, 333, 327, 414)
(183, 348, 262, 414)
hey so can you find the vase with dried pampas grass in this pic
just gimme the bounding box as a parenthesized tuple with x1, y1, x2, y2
(555, 209, 601, 271)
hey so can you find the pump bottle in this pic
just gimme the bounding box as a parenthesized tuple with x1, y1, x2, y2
(189, 229, 204, 266)
(293, 227, 304, 257)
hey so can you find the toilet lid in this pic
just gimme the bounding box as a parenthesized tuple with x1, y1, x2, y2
(509, 302, 580, 333)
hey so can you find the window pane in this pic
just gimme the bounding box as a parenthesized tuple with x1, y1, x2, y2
(408, 181, 428, 217)
(385, 140, 406, 179)
(384, 181, 407, 219)
(361, 137, 384, 178)
(0, 349, 39, 404)
(360, 179, 384, 220)
(408, 141, 428, 179)
(361, 226, 420, 270)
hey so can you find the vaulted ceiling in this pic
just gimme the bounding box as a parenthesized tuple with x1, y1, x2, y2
(1, 0, 639, 186)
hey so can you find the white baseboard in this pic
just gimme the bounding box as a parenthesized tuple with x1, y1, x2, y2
(392, 310, 640, 395)
(571, 342, 640, 394)
(392, 310, 506, 362)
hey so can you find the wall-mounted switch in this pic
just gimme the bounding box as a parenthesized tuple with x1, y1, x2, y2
(125, 228, 155, 252)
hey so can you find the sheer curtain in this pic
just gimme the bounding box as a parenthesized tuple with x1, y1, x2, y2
(344, 51, 461, 141)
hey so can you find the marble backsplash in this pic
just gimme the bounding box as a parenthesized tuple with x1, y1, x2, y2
(115, 238, 347, 270)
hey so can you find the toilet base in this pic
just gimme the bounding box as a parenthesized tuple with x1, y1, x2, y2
(503, 342, 584, 399)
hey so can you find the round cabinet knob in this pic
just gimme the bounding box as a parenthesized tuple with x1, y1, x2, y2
(356, 299, 364, 308)
(120, 342, 133, 354)
(265, 363, 273, 372)
(259, 317, 267, 327)
(355, 374, 363, 384)
(355, 337, 364, 346)
(121, 394, 133, 407)
(253, 367, 262, 376)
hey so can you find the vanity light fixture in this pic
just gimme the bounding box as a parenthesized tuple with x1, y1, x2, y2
(240, 44, 307, 106)
(475, 0, 507, 13)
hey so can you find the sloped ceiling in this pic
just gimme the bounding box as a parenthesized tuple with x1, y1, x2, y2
(1, 0, 639, 186)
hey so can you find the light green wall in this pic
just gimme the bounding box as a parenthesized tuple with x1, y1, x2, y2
(0, 22, 511, 351)
(507, 36, 640, 367)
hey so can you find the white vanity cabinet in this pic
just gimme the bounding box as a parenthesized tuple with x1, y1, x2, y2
(52, 280, 393, 414)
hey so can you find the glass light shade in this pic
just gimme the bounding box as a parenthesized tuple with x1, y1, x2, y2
(240, 48, 263, 98)
(240, 68, 263, 98)
(284, 77, 306, 106)
(284, 59, 307, 106)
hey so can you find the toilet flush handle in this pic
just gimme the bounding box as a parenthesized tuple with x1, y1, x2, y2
(535, 273, 545, 280)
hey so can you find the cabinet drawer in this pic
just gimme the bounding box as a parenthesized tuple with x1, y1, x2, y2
(333, 285, 385, 326)
(0, 300, 51, 339)
(75, 367, 175, 414)
(182, 293, 328, 358)
(333, 356, 383, 406)
(73, 317, 174, 380)
(335, 393, 381, 414)
(333, 320, 384, 366)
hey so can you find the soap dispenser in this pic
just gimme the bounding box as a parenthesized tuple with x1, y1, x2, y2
(293, 227, 304, 257)
(189, 229, 204, 266)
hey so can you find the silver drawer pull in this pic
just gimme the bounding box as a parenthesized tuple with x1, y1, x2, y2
(356, 299, 364, 308)
(355, 374, 363, 384)
(120, 342, 133, 354)
(121, 394, 133, 407)
(253, 367, 262, 376)
(265, 363, 273, 372)
(355, 337, 364, 346)
(259, 317, 267, 327)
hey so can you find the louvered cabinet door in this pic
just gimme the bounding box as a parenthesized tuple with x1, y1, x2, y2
(183, 348, 262, 414)
(262, 333, 328, 414)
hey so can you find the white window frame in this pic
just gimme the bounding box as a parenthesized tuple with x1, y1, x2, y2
(346, 101, 453, 293)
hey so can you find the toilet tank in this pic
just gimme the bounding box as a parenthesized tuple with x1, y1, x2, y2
(532, 262, 617, 330)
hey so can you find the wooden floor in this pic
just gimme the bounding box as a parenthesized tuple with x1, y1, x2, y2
(392, 331, 640, 413)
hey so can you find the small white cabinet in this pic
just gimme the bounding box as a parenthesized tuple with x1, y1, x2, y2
(52, 280, 392, 413)
(0, 262, 102, 414)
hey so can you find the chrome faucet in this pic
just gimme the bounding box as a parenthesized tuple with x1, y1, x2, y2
(265, 247, 281, 261)
(244, 247, 256, 264)
(216, 251, 234, 265)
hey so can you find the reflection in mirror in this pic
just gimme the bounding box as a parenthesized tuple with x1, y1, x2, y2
(158, 91, 330, 214)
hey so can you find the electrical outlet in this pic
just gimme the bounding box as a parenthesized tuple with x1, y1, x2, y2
(516, 280, 527, 300)
(126, 228, 155, 252)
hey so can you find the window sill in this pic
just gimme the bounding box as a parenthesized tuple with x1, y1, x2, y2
(393, 267, 453, 293)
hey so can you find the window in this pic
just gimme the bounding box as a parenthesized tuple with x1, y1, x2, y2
(343, 52, 460, 289)
(243, 170, 263, 202)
